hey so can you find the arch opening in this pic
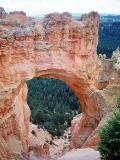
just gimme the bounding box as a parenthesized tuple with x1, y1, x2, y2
(27, 77, 81, 137)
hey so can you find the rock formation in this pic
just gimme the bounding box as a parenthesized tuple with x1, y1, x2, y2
(0, 7, 7, 18)
(0, 7, 120, 159)
(29, 123, 52, 159)
(58, 148, 100, 160)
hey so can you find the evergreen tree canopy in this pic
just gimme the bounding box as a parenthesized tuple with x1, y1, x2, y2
(98, 112, 120, 160)
(27, 78, 81, 136)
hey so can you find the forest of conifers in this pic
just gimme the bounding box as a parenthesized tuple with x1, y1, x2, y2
(27, 78, 80, 136)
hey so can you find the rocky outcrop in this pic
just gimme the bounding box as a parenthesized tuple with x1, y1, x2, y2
(0, 82, 30, 159)
(0, 7, 7, 18)
(0, 8, 120, 159)
(29, 123, 52, 159)
(58, 148, 100, 160)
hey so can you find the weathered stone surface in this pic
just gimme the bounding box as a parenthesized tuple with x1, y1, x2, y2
(0, 82, 30, 159)
(58, 148, 100, 160)
(0, 8, 120, 159)
(0, 7, 7, 18)
(29, 123, 52, 159)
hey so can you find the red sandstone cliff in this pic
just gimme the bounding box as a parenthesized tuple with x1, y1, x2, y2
(0, 7, 120, 159)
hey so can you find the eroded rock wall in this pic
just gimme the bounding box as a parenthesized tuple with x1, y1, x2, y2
(0, 7, 119, 159)
(0, 82, 30, 159)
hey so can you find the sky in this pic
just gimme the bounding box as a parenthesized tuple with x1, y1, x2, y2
(0, 0, 120, 16)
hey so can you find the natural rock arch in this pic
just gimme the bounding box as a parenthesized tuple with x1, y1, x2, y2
(1, 8, 117, 159)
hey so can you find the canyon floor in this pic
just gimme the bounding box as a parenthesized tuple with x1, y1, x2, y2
(50, 128, 71, 160)
(50, 131, 101, 160)
(29, 126, 101, 160)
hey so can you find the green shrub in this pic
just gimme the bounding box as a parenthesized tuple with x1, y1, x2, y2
(98, 112, 120, 160)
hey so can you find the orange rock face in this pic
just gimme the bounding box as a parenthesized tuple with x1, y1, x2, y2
(0, 7, 119, 159)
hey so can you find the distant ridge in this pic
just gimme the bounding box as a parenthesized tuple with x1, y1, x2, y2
(33, 13, 120, 21)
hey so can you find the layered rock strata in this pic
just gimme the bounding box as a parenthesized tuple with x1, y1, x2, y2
(0, 7, 120, 159)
